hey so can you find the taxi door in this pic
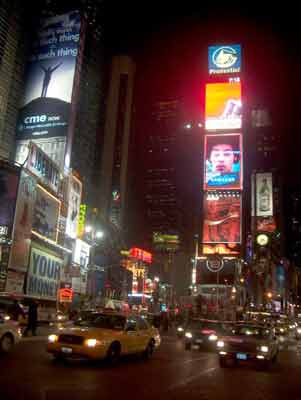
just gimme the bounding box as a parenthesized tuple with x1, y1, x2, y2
(124, 317, 141, 354)
(136, 317, 151, 351)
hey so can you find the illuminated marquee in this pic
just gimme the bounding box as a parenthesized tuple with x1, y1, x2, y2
(129, 247, 152, 264)
(205, 82, 242, 130)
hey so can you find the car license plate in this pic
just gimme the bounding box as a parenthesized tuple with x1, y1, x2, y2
(196, 339, 203, 344)
(62, 347, 72, 354)
(236, 353, 247, 360)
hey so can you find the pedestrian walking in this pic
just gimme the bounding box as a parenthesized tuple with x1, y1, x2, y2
(23, 301, 38, 336)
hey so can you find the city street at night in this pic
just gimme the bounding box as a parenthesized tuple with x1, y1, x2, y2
(1, 333, 301, 400)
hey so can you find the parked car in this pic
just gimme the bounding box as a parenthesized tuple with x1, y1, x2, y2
(0, 314, 22, 354)
(217, 324, 279, 369)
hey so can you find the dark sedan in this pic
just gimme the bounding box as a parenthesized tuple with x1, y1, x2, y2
(217, 324, 279, 369)
(184, 319, 233, 350)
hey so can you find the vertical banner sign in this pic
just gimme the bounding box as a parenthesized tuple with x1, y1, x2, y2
(32, 186, 60, 242)
(26, 246, 62, 300)
(66, 174, 82, 239)
(9, 171, 36, 272)
(77, 204, 87, 238)
(256, 173, 273, 217)
(16, 12, 81, 140)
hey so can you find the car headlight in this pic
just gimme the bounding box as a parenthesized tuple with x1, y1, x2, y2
(208, 334, 218, 341)
(185, 332, 193, 339)
(297, 328, 301, 334)
(280, 328, 284, 333)
(4, 315, 10, 321)
(57, 315, 63, 321)
(177, 327, 184, 332)
(217, 340, 224, 348)
(260, 345, 269, 353)
(48, 334, 58, 343)
(85, 338, 98, 347)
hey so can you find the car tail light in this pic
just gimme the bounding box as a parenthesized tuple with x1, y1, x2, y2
(201, 329, 216, 335)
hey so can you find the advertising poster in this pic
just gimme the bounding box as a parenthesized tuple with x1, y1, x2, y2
(202, 192, 241, 253)
(205, 82, 242, 130)
(26, 246, 62, 300)
(26, 142, 61, 193)
(16, 12, 81, 140)
(0, 163, 20, 240)
(32, 185, 60, 242)
(5, 270, 25, 294)
(202, 243, 240, 255)
(73, 239, 90, 268)
(204, 134, 242, 190)
(9, 171, 36, 272)
(66, 174, 82, 239)
(257, 216, 276, 232)
(208, 44, 241, 75)
(256, 173, 273, 217)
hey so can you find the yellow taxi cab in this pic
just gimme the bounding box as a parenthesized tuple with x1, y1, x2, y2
(47, 311, 160, 363)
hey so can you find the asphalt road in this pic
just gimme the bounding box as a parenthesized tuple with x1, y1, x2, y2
(1, 334, 301, 400)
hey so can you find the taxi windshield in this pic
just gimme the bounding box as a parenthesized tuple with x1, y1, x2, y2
(231, 326, 271, 337)
(75, 313, 126, 330)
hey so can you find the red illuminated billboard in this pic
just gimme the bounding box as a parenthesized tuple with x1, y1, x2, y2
(202, 192, 241, 254)
(205, 82, 242, 130)
(129, 247, 152, 264)
(204, 133, 242, 190)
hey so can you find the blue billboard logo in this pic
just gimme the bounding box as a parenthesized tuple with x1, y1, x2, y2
(208, 45, 241, 75)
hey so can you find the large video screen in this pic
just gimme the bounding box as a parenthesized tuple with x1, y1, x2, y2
(202, 192, 241, 250)
(204, 133, 242, 190)
(205, 82, 242, 130)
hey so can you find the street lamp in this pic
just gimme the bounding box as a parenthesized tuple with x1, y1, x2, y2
(95, 230, 104, 239)
(85, 225, 92, 233)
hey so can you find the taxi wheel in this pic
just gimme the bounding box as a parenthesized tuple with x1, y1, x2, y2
(143, 340, 154, 360)
(0, 334, 14, 354)
(106, 342, 120, 365)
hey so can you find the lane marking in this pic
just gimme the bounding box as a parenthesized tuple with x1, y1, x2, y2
(167, 367, 217, 391)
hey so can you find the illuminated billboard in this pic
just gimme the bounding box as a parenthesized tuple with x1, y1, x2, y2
(16, 11, 81, 140)
(205, 82, 242, 130)
(208, 45, 241, 75)
(204, 134, 242, 190)
(202, 192, 241, 254)
(32, 185, 61, 243)
(66, 174, 82, 239)
(256, 173, 273, 217)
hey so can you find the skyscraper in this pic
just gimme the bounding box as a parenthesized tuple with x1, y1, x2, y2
(98, 55, 135, 229)
(0, 0, 31, 160)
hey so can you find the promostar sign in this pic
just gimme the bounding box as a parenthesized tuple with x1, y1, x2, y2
(208, 45, 241, 75)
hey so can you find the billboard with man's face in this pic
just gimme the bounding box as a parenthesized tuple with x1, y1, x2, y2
(205, 82, 242, 130)
(202, 192, 241, 254)
(204, 133, 242, 190)
(16, 11, 81, 140)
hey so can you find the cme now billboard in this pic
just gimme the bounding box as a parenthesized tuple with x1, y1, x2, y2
(204, 134, 242, 190)
(202, 192, 241, 255)
(205, 82, 242, 130)
(16, 11, 81, 140)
